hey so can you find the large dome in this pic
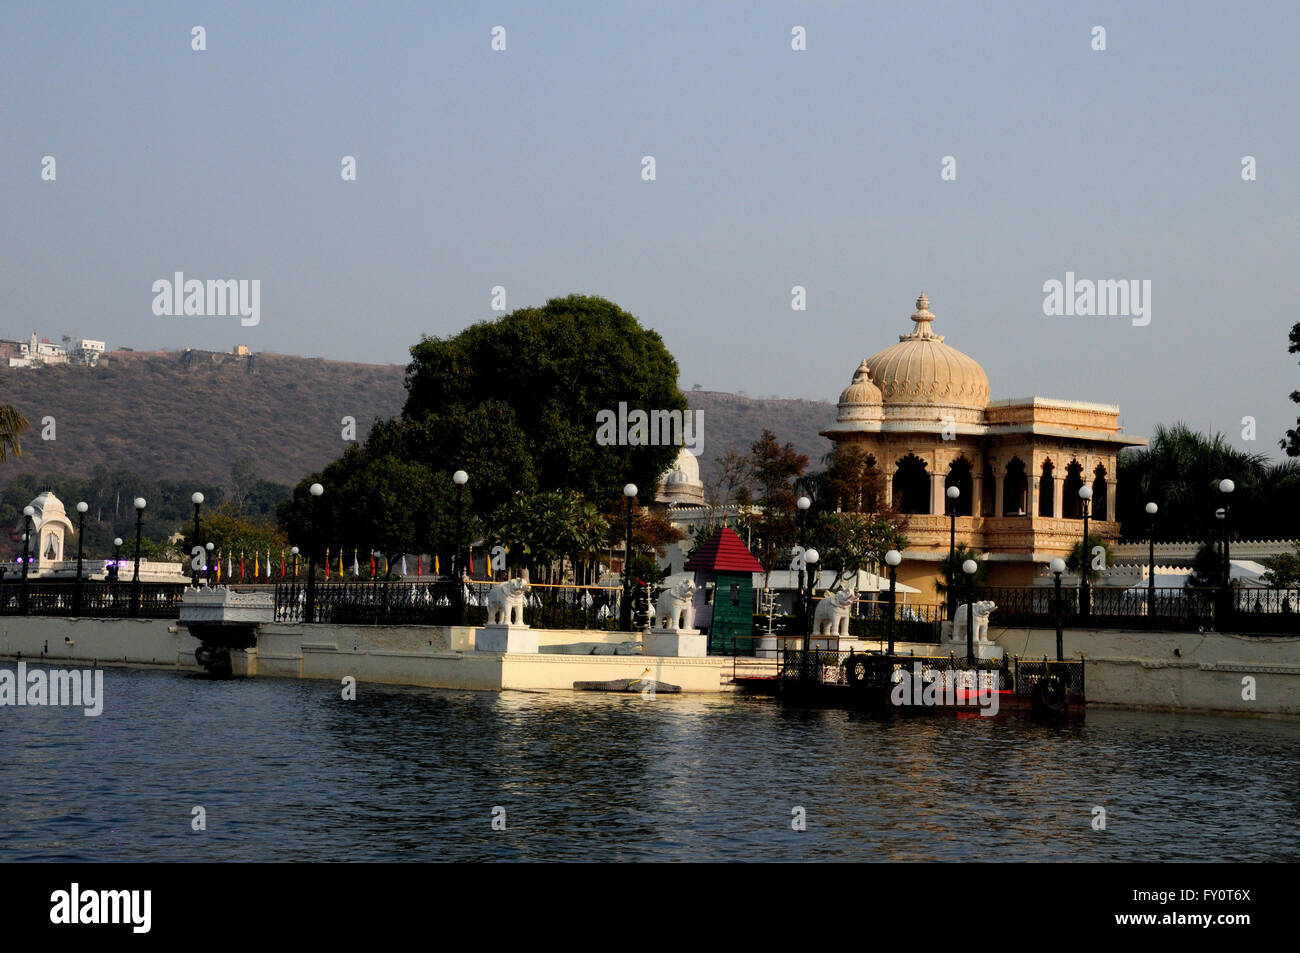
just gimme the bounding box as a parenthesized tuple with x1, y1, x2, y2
(862, 293, 989, 420)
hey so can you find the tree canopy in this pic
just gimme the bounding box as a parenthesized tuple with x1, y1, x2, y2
(278, 295, 688, 577)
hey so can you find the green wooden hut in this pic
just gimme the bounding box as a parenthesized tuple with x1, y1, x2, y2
(684, 527, 765, 654)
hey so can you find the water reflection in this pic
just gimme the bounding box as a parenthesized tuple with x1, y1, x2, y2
(1, 669, 1297, 861)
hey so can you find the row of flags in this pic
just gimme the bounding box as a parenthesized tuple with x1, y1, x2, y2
(203, 548, 474, 582)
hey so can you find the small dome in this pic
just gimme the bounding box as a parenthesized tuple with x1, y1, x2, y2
(836, 360, 883, 422)
(656, 448, 705, 505)
(862, 293, 989, 420)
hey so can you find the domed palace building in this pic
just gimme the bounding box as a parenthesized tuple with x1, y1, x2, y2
(822, 294, 1147, 600)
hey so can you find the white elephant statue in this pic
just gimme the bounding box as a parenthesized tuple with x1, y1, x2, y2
(952, 600, 996, 643)
(654, 579, 697, 632)
(813, 586, 856, 637)
(487, 571, 530, 626)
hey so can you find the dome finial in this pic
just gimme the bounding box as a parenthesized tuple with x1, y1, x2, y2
(906, 292, 937, 340)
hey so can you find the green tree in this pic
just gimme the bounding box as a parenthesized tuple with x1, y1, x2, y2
(1186, 541, 1225, 589)
(815, 511, 909, 588)
(744, 430, 808, 586)
(402, 295, 686, 511)
(1065, 533, 1114, 583)
(1260, 546, 1300, 587)
(0, 403, 30, 463)
(935, 544, 989, 600)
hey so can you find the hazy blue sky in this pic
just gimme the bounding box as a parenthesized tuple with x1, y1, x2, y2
(2, 1, 1297, 457)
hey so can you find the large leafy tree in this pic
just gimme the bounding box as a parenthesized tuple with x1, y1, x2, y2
(402, 295, 686, 510)
(280, 295, 687, 572)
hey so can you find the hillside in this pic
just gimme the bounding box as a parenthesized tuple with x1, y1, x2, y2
(0, 350, 408, 486)
(0, 351, 837, 487)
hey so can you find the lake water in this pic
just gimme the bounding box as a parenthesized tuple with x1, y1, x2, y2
(2, 667, 1297, 862)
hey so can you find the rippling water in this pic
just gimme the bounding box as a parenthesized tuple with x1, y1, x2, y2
(2, 667, 1297, 861)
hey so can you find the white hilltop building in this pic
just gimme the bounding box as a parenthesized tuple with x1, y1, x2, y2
(4, 490, 186, 582)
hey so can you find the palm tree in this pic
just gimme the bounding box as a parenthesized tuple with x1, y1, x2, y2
(0, 403, 30, 462)
(1117, 423, 1273, 541)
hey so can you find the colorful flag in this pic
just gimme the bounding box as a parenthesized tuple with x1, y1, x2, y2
(384, 554, 390, 576)
(280, 550, 286, 578)
(417, 554, 422, 576)
(240, 551, 245, 581)
(215, 552, 221, 583)
(435, 554, 440, 575)
(370, 552, 376, 577)
(468, 547, 474, 576)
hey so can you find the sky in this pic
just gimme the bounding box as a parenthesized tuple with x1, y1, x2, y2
(2, 1, 1297, 458)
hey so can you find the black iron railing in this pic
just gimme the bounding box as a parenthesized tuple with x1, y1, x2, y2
(778, 649, 1082, 696)
(274, 579, 625, 629)
(0, 581, 188, 619)
(968, 585, 1300, 635)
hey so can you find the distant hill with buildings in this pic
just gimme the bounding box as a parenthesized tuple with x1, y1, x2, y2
(0, 350, 837, 489)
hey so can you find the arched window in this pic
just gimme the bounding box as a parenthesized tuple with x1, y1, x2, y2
(1062, 461, 1085, 518)
(945, 458, 973, 516)
(1003, 458, 1028, 516)
(1092, 464, 1108, 520)
(1039, 460, 1055, 517)
(982, 462, 996, 515)
(892, 454, 932, 515)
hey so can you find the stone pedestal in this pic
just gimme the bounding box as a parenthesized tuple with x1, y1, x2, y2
(644, 629, 706, 657)
(475, 624, 538, 654)
(938, 629, 1004, 662)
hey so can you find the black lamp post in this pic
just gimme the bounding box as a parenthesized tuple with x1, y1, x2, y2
(884, 549, 901, 655)
(962, 558, 978, 663)
(1050, 557, 1066, 661)
(453, 469, 468, 625)
(946, 485, 960, 619)
(1218, 479, 1235, 589)
(191, 492, 204, 588)
(20, 505, 34, 615)
(206, 542, 215, 586)
(111, 537, 123, 583)
(796, 495, 811, 630)
(802, 548, 820, 652)
(305, 482, 323, 623)
(130, 497, 146, 616)
(620, 483, 637, 631)
(1145, 501, 1158, 616)
(1078, 485, 1093, 618)
(291, 546, 300, 580)
(74, 501, 88, 614)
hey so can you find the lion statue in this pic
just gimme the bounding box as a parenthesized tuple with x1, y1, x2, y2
(487, 571, 530, 626)
(813, 586, 856, 637)
(654, 579, 697, 631)
(952, 600, 996, 643)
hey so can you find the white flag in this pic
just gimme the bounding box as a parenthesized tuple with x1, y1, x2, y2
(353, 552, 360, 577)
(400, 555, 408, 577)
